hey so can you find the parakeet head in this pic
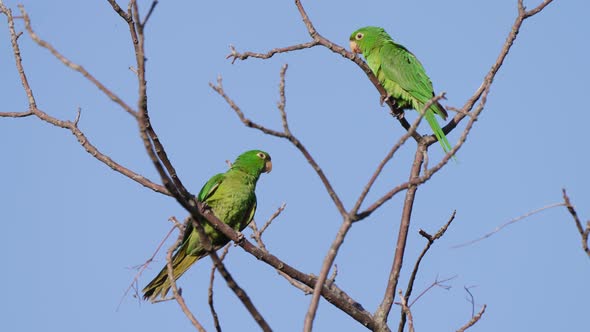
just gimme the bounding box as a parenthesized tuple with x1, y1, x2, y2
(349, 26, 391, 55)
(232, 150, 272, 176)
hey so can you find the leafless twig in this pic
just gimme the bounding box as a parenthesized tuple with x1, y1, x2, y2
(0, 3, 168, 195)
(211, 66, 347, 218)
(409, 275, 455, 308)
(18, 4, 137, 117)
(562, 189, 590, 258)
(452, 202, 564, 249)
(208, 244, 231, 332)
(373, 143, 426, 331)
(463, 285, 478, 318)
(397, 290, 415, 332)
(456, 304, 487, 332)
(118, 220, 178, 310)
(164, 222, 205, 331)
(398, 212, 456, 332)
(249, 205, 314, 295)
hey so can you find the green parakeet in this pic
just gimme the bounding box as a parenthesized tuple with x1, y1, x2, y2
(142, 150, 272, 301)
(349, 26, 452, 153)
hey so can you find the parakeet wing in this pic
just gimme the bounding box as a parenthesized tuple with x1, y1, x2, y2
(379, 43, 436, 103)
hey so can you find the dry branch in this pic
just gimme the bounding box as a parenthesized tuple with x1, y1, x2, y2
(208, 244, 231, 332)
(164, 222, 205, 331)
(452, 202, 564, 249)
(0, 3, 168, 195)
(398, 212, 456, 332)
(1, 0, 558, 330)
(563, 189, 590, 258)
(456, 304, 487, 332)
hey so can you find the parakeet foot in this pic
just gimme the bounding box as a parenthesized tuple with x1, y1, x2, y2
(380, 93, 392, 106)
(235, 231, 245, 245)
(199, 201, 212, 214)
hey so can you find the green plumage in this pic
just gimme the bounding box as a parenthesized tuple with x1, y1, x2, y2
(142, 150, 272, 301)
(350, 26, 452, 153)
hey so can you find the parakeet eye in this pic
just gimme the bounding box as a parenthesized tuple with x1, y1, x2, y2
(256, 152, 266, 159)
(355, 32, 364, 40)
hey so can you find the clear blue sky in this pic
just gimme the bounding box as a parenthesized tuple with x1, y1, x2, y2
(1, 1, 588, 331)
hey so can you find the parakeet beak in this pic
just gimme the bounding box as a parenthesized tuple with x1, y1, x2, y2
(349, 40, 361, 54)
(264, 160, 272, 173)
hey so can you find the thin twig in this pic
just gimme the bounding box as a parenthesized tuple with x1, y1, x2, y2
(195, 202, 375, 328)
(19, 5, 137, 118)
(0, 3, 168, 195)
(194, 210, 272, 332)
(208, 244, 231, 332)
(118, 221, 178, 310)
(408, 275, 455, 308)
(259, 203, 287, 236)
(0, 110, 33, 117)
(464, 286, 478, 318)
(351, 94, 444, 218)
(227, 41, 319, 64)
(211, 70, 347, 218)
(141, 0, 159, 27)
(277, 64, 291, 135)
(452, 202, 564, 248)
(398, 212, 456, 332)
(456, 304, 487, 332)
(397, 290, 415, 332)
(164, 223, 206, 331)
(440, 0, 555, 138)
(562, 189, 590, 258)
(249, 205, 314, 295)
(303, 212, 355, 331)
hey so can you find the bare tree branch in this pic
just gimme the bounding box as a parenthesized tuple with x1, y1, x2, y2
(250, 204, 314, 295)
(103, 3, 273, 329)
(351, 94, 444, 218)
(452, 202, 564, 249)
(211, 67, 348, 218)
(259, 203, 287, 236)
(463, 286, 477, 318)
(302, 94, 442, 332)
(0, 3, 168, 195)
(373, 142, 426, 330)
(19, 4, 137, 117)
(562, 189, 590, 258)
(227, 41, 319, 63)
(397, 290, 415, 332)
(0, 110, 33, 117)
(164, 222, 206, 331)
(456, 304, 487, 332)
(118, 219, 178, 310)
(439, 0, 555, 140)
(208, 244, 231, 332)
(195, 202, 376, 328)
(304, 215, 355, 331)
(398, 212, 456, 332)
(408, 275, 455, 309)
(141, 0, 159, 27)
(2, 0, 558, 330)
(196, 210, 272, 332)
(231, 0, 416, 136)
(216, 1, 556, 330)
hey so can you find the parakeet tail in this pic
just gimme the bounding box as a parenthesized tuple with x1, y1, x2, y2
(142, 245, 201, 301)
(424, 109, 453, 154)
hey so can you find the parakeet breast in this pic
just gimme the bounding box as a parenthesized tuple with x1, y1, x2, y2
(205, 171, 257, 234)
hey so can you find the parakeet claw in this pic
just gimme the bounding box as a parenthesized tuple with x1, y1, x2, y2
(380, 93, 392, 106)
(199, 202, 212, 214)
(235, 231, 245, 245)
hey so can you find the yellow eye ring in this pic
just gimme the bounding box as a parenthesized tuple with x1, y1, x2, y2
(355, 32, 364, 40)
(256, 152, 266, 159)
